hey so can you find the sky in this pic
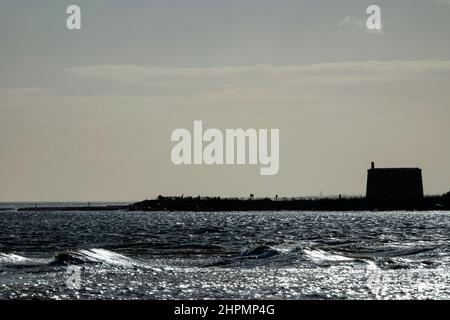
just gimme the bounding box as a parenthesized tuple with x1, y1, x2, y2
(1, 0, 450, 201)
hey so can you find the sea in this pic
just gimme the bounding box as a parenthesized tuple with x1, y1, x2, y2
(0, 204, 449, 300)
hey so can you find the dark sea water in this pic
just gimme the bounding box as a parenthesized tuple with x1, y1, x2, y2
(0, 208, 449, 300)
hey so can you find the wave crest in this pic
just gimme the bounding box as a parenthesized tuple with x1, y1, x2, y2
(303, 249, 354, 263)
(1, 249, 152, 269)
(0, 253, 50, 267)
(52, 249, 144, 267)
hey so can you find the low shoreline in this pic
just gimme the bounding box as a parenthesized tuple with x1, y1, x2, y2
(7, 193, 450, 212)
(129, 195, 450, 212)
(129, 196, 450, 212)
(15, 204, 129, 212)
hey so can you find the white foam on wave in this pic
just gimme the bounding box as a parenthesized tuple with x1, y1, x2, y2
(72, 248, 163, 271)
(271, 243, 300, 254)
(303, 249, 354, 262)
(0, 253, 50, 266)
(76, 248, 142, 267)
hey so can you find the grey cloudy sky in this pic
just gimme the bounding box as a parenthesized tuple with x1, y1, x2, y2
(1, 0, 450, 201)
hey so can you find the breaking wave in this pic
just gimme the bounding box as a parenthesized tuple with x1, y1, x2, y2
(0, 249, 154, 270)
(0, 253, 50, 267)
(52, 248, 145, 267)
(206, 244, 380, 268)
(303, 248, 355, 263)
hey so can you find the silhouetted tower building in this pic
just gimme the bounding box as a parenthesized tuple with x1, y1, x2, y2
(366, 162, 424, 199)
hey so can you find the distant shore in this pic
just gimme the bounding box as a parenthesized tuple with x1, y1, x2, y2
(8, 192, 450, 212)
(129, 194, 450, 212)
(14, 204, 129, 212)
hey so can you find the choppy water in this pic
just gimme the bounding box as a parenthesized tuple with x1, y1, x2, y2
(0, 209, 449, 299)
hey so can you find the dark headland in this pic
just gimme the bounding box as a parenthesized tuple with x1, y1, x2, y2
(130, 162, 450, 212)
(129, 193, 450, 212)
